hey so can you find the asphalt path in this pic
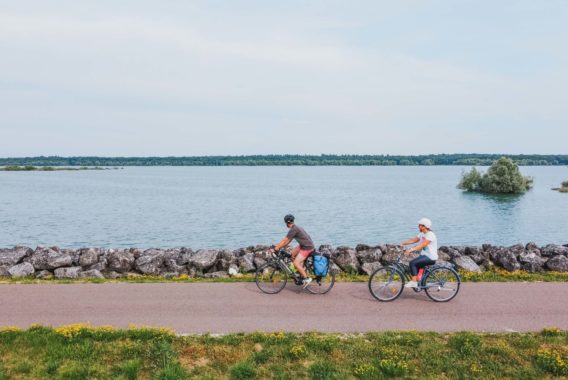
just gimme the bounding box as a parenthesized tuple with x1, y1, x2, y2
(0, 282, 566, 333)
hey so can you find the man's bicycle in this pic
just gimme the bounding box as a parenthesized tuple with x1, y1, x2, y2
(255, 248, 335, 295)
(368, 252, 461, 302)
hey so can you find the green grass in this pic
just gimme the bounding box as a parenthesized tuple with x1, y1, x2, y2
(0, 326, 567, 379)
(1, 268, 567, 285)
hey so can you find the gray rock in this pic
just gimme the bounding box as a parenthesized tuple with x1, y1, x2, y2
(518, 250, 546, 267)
(329, 262, 343, 275)
(79, 248, 99, 267)
(86, 257, 108, 272)
(491, 248, 521, 272)
(238, 252, 256, 273)
(163, 250, 187, 274)
(79, 269, 104, 279)
(525, 242, 540, 252)
(190, 249, 219, 270)
(541, 244, 568, 257)
(452, 256, 482, 273)
(108, 250, 135, 273)
(360, 262, 383, 276)
(0, 266, 10, 277)
(177, 248, 194, 265)
(135, 249, 165, 275)
(106, 271, 124, 279)
(228, 264, 240, 275)
(380, 245, 411, 265)
(8, 262, 35, 277)
(440, 246, 462, 259)
(334, 246, 359, 274)
(546, 255, 568, 272)
(204, 271, 228, 278)
(464, 246, 487, 265)
(54, 266, 82, 279)
(356, 247, 383, 264)
(30, 247, 72, 270)
(0, 246, 33, 266)
(35, 270, 53, 279)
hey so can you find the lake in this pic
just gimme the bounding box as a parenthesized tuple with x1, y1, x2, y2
(1, 166, 567, 248)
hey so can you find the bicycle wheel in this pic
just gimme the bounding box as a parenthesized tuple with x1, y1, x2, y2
(368, 267, 404, 302)
(305, 266, 335, 295)
(255, 263, 288, 294)
(423, 267, 460, 302)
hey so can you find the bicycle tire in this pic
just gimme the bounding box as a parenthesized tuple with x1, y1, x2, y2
(255, 263, 288, 294)
(424, 267, 460, 302)
(368, 266, 404, 302)
(305, 265, 335, 295)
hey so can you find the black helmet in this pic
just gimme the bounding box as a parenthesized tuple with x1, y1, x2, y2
(284, 214, 295, 224)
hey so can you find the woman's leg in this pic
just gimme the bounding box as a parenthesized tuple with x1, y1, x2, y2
(409, 256, 435, 281)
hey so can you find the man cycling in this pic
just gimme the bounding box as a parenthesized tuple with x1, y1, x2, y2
(271, 214, 315, 288)
(400, 217, 438, 288)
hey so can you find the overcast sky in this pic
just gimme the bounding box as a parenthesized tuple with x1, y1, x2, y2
(0, 1, 567, 156)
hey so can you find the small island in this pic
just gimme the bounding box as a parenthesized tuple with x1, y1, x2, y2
(0, 166, 119, 171)
(552, 181, 568, 193)
(458, 157, 533, 194)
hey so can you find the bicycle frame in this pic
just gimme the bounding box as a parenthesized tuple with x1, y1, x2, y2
(386, 254, 456, 290)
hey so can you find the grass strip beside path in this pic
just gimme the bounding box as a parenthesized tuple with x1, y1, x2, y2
(1, 269, 567, 285)
(0, 325, 567, 379)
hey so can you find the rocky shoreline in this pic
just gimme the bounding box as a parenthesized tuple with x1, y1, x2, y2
(1, 243, 567, 279)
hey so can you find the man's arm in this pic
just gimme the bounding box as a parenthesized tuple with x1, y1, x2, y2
(274, 237, 292, 251)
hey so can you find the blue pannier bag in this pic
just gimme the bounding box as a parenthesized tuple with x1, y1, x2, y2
(313, 252, 329, 277)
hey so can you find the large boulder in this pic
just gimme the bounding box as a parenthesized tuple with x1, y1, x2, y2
(546, 255, 568, 272)
(518, 250, 546, 272)
(0, 266, 10, 277)
(452, 256, 482, 273)
(216, 250, 238, 272)
(29, 247, 72, 270)
(190, 249, 219, 271)
(108, 250, 135, 273)
(135, 249, 165, 275)
(54, 266, 83, 279)
(356, 246, 383, 264)
(439, 246, 462, 260)
(334, 246, 359, 274)
(0, 246, 33, 266)
(8, 262, 35, 278)
(464, 246, 487, 265)
(238, 252, 256, 273)
(490, 247, 521, 272)
(541, 244, 568, 257)
(79, 248, 99, 267)
(163, 249, 187, 274)
(360, 262, 382, 276)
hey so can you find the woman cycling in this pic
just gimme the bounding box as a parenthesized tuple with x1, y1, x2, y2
(400, 218, 438, 288)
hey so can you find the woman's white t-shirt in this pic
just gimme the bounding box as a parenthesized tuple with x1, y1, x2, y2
(418, 231, 438, 260)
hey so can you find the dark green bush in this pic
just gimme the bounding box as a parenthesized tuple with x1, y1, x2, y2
(458, 157, 533, 194)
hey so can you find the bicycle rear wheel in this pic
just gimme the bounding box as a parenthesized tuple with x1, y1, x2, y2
(424, 267, 460, 302)
(368, 267, 404, 302)
(255, 263, 288, 294)
(305, 269, 335, 294)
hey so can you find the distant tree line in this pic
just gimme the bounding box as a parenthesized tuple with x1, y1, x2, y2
(0, 154, 567, 167)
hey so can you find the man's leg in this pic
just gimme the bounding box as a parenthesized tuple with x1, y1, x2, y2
(293, 250, 309, 279)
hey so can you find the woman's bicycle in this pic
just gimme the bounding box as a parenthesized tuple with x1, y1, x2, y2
(368, 252, 461, 302)
(255, 248, 335, 295)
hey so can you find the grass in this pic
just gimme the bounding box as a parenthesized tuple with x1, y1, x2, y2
(1, 268, 567, 285)
(0, 326, 567, 379)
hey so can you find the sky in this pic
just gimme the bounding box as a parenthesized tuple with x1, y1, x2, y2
(0, 0, 567, 156)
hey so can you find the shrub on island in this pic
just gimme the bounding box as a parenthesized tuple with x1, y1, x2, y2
(458, 157, 533, 194)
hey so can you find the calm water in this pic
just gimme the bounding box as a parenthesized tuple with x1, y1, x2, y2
(1, 166, 567, 248)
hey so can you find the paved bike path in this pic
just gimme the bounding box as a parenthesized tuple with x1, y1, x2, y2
(0, 282, 566, 333)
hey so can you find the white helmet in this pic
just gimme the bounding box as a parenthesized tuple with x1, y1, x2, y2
(418, 218, 432, 229)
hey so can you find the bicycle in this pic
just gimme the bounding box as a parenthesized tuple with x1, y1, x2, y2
(255, 248, 335, 295)
(368, 252, 461, 302)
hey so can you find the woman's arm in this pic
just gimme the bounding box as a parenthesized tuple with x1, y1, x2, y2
(405, 239, 431, 255)
(400, 237, 419, 246)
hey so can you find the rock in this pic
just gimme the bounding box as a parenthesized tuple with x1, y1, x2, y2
(491, 248, 521, 272)
(54, 266, 82, 279)
(35, 270, 53, 279)
(380, 245, 411, 265)
(329, 262, 343, 275)
(86, 257, 108, 272)
(440, 246, 462, 259)
(356, 247, 383, 264)
(546, 255, 568, 272)
(0, 246, 33, 266)
(106, 271, 124, 279)
(452, 256, 481, 273)
(238, 252, 256, 273)
(79, 248, 99, 267)
(190, 249, 219, 270)
(334, 246, 359, 274)
(541, 244, 568, 257)
(522, 262, 544, 273)
(80, 269, 105, 279)
(525, 242, 539, 252)
(518, 250, 546, 268)
(29, 247, 72, 270)
(228, 264, 240, 276)
(0, 266, 10, 277)
(204, 271, 228, 278)
(108, 250, 135, 273)
(163, 250, 187, 274)
(360, 262, 383, 276)
(355, 244, 372, 251)
(8, 262, 35, 277)
(177, 248, 194, 265)
(464, 246, 487, 265)
(135, 249, 165, 275)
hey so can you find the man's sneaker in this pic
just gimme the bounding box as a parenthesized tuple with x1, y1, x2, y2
(302, 277, 312, 288)
(404, 281, 418, 288)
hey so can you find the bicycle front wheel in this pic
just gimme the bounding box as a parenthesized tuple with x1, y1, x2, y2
(255, 263, 288, 294)
(368, 267, 404, 302)
(424, 267, 460, 302)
